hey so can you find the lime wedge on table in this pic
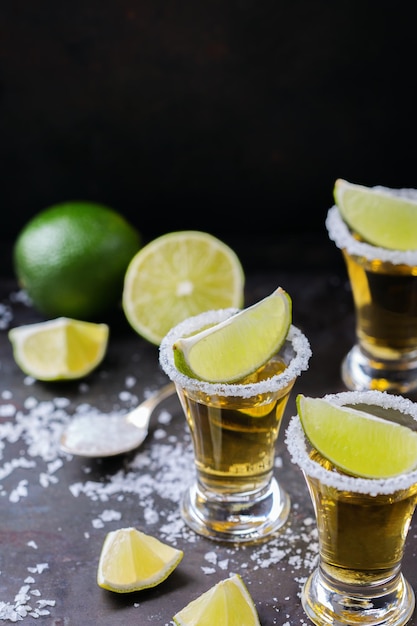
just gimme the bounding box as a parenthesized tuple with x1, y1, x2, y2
(8, 317, 109, 381)
(173, 574, 261, 626)
(297, 394, 417, 478)
(122, 230, 245, 345)
(173, 287, 291, 383)
(334, 178, 417, 251)
(97, 527, 183, 593)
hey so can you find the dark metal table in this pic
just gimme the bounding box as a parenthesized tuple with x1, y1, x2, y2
(1, 236, 416, 625)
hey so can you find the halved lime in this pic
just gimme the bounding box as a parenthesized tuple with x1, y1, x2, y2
(122, 231, 245, 345)
(8, 317, 109, 381)
(97, 527, 183, 593)
(297, 394, 417, 478)
(334, 178, 417, 250)
(173, 287, 292, 383)
(173, 574, 261, 626)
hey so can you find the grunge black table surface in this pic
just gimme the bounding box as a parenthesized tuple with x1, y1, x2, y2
(1, 236, 417, 625)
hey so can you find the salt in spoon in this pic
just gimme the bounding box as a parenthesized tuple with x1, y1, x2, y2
(60, 382, 176, 458)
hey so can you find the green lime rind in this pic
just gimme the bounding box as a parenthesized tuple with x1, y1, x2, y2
(173, 287, 292, 383)
(297, 394, 417, 479)
(334, 178, 417, 251)
(14, 202, 141, 320)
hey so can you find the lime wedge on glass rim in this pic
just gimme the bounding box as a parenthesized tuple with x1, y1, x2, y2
(333, 178, 417, 251)
(296, 394, 417, 479)
(173, 573, 261, 626)
(172, 287, 292, 383)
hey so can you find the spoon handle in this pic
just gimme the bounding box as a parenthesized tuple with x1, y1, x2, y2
(127, 382, 176, 429)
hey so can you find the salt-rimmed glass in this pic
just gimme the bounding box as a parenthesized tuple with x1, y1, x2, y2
(159, 307, 311, 543)
(286, 389, 417, 626)
(326, 190, 417, 394)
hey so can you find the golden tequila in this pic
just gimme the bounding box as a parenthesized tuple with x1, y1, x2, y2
(307, 449, 417, 586)
(343, 250, 417, 361)
(176, 357, 293, 496)
(286, 390, 417, 626)
(159, 307, 311, 542)
(326, 204, 417, 392)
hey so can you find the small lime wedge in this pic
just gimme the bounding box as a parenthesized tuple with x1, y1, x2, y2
(8, 317, 109, 381)
(297, 394, 417, 478)
(173, 287, 292, 383)
(173, 574, 261, 626)
(334, 178, 417, 251)
(97, 527, 183, 593)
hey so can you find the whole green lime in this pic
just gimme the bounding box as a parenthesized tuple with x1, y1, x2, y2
(13, 201, 142, 320)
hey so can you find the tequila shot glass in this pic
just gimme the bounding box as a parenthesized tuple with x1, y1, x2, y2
(326, 194, 417, 394)
(286, 389, 417, 626)
(159, 308, 311, 543)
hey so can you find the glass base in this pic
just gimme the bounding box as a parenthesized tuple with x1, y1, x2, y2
(342, 344, 417, 394)
(180, 477, 290, 543)
(302, 567, 415, 626)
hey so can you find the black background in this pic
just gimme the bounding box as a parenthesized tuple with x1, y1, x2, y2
(1, 2, 416, 270)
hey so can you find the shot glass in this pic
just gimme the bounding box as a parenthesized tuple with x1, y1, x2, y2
(286, 389, 417, 626)
(159, 307, 311, 543)
(326, 195, 417, 394)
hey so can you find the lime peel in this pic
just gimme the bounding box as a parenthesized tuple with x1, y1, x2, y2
(334, 178, 417, 251)
(173, 573, 261, 626)
(297, 394, 417, 478)
(172, 287, 291, 383)
(97, 527, 183, 593)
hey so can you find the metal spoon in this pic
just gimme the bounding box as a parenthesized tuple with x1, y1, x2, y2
(60, 382, 176, 458)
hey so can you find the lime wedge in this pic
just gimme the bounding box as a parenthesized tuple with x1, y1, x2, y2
(333, 178, 417, 251)
(8, 317, 109, 381)
(297, 394, 417, 478)
(173, 574, 261, 626)
(122, 230, 245, 345)
(173, 287, 292, 383)
(97, 527, 183, 593)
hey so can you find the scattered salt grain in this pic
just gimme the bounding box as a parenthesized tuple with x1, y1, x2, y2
(0, 343, 320, 624)
(10, 479, 29, 503)
(158, 409, 173, 425)
(0, 303, 13, 329)
(0, 403, 15, 417)
(28, 564, 49, 574)
(204, 551, 217, 564)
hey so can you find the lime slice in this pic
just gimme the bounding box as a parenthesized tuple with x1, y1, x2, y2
(8, 317, 109, 381)
(334, 178, 417, 251)
(173, 287, 291, 383)
(97, 527, 183, 593)
(297, 394, 417, 478)
(122, 231, 245, 345)
(173, 574, 261, 626)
